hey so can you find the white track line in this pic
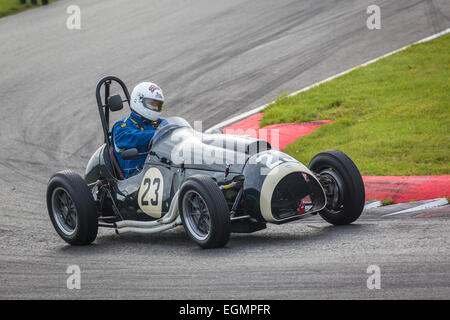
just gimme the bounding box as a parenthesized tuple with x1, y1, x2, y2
(364, 200, 383, 210)
(383, 198, 449, 217)
(206, 28, 450, 132)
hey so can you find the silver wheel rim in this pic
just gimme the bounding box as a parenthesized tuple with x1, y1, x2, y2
(182, 190, 211, 241)
(51, 187, 78, 236)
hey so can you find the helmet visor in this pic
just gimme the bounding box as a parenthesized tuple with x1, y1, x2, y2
(142, 98, 164, 112)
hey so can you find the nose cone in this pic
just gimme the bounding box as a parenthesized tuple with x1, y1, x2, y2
(260, 162, 327, 222)
(242, 150, 327, 223)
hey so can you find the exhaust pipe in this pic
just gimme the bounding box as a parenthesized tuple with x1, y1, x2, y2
(115, 219, 181, 235)
(114, 192, 181, 234)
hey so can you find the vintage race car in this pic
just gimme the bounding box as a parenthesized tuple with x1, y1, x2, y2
(46, 76, 365, 248)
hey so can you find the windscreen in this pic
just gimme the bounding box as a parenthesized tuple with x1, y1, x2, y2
(151, 117, 193, 146)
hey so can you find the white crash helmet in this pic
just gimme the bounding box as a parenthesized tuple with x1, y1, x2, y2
(130, 82, 165, 121)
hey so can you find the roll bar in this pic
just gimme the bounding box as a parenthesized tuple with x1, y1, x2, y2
(95, 76, 131, 148)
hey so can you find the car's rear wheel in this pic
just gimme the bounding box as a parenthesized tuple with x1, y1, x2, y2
(47, 170, 98, 245)
(308, 150, 365, 225)
(179, 175, 231, 249)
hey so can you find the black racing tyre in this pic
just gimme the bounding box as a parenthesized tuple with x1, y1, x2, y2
(178, 175, 231, 249)
(46, 170, 98, 245)
(308, 150, 365, 225)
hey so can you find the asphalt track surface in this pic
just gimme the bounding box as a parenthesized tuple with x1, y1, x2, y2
(0, 0, 449, 299)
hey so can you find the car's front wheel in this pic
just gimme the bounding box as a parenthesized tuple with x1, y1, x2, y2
(179, 175, 231, 249)
(309, 150, 365, 225)
(46, 170, 98, 245)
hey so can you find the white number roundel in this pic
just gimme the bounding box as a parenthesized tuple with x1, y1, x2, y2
(137, 168, 164, 218)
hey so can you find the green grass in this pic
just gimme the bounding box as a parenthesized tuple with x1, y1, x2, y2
(261, 34, 450, 176)
(0, 0, 58, 19)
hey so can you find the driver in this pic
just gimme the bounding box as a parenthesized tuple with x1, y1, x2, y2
(111, 82, 166, 178)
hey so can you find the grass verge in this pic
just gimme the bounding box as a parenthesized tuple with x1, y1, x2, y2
(0, 0, 57, 19)
(261, 34, 449, 176)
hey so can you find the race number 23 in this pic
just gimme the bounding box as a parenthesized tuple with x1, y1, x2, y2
(141, 178, 160, 206)
(138, 168, 164, 218)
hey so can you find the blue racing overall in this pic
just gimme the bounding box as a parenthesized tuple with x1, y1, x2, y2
(111, 112, 165, 178)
